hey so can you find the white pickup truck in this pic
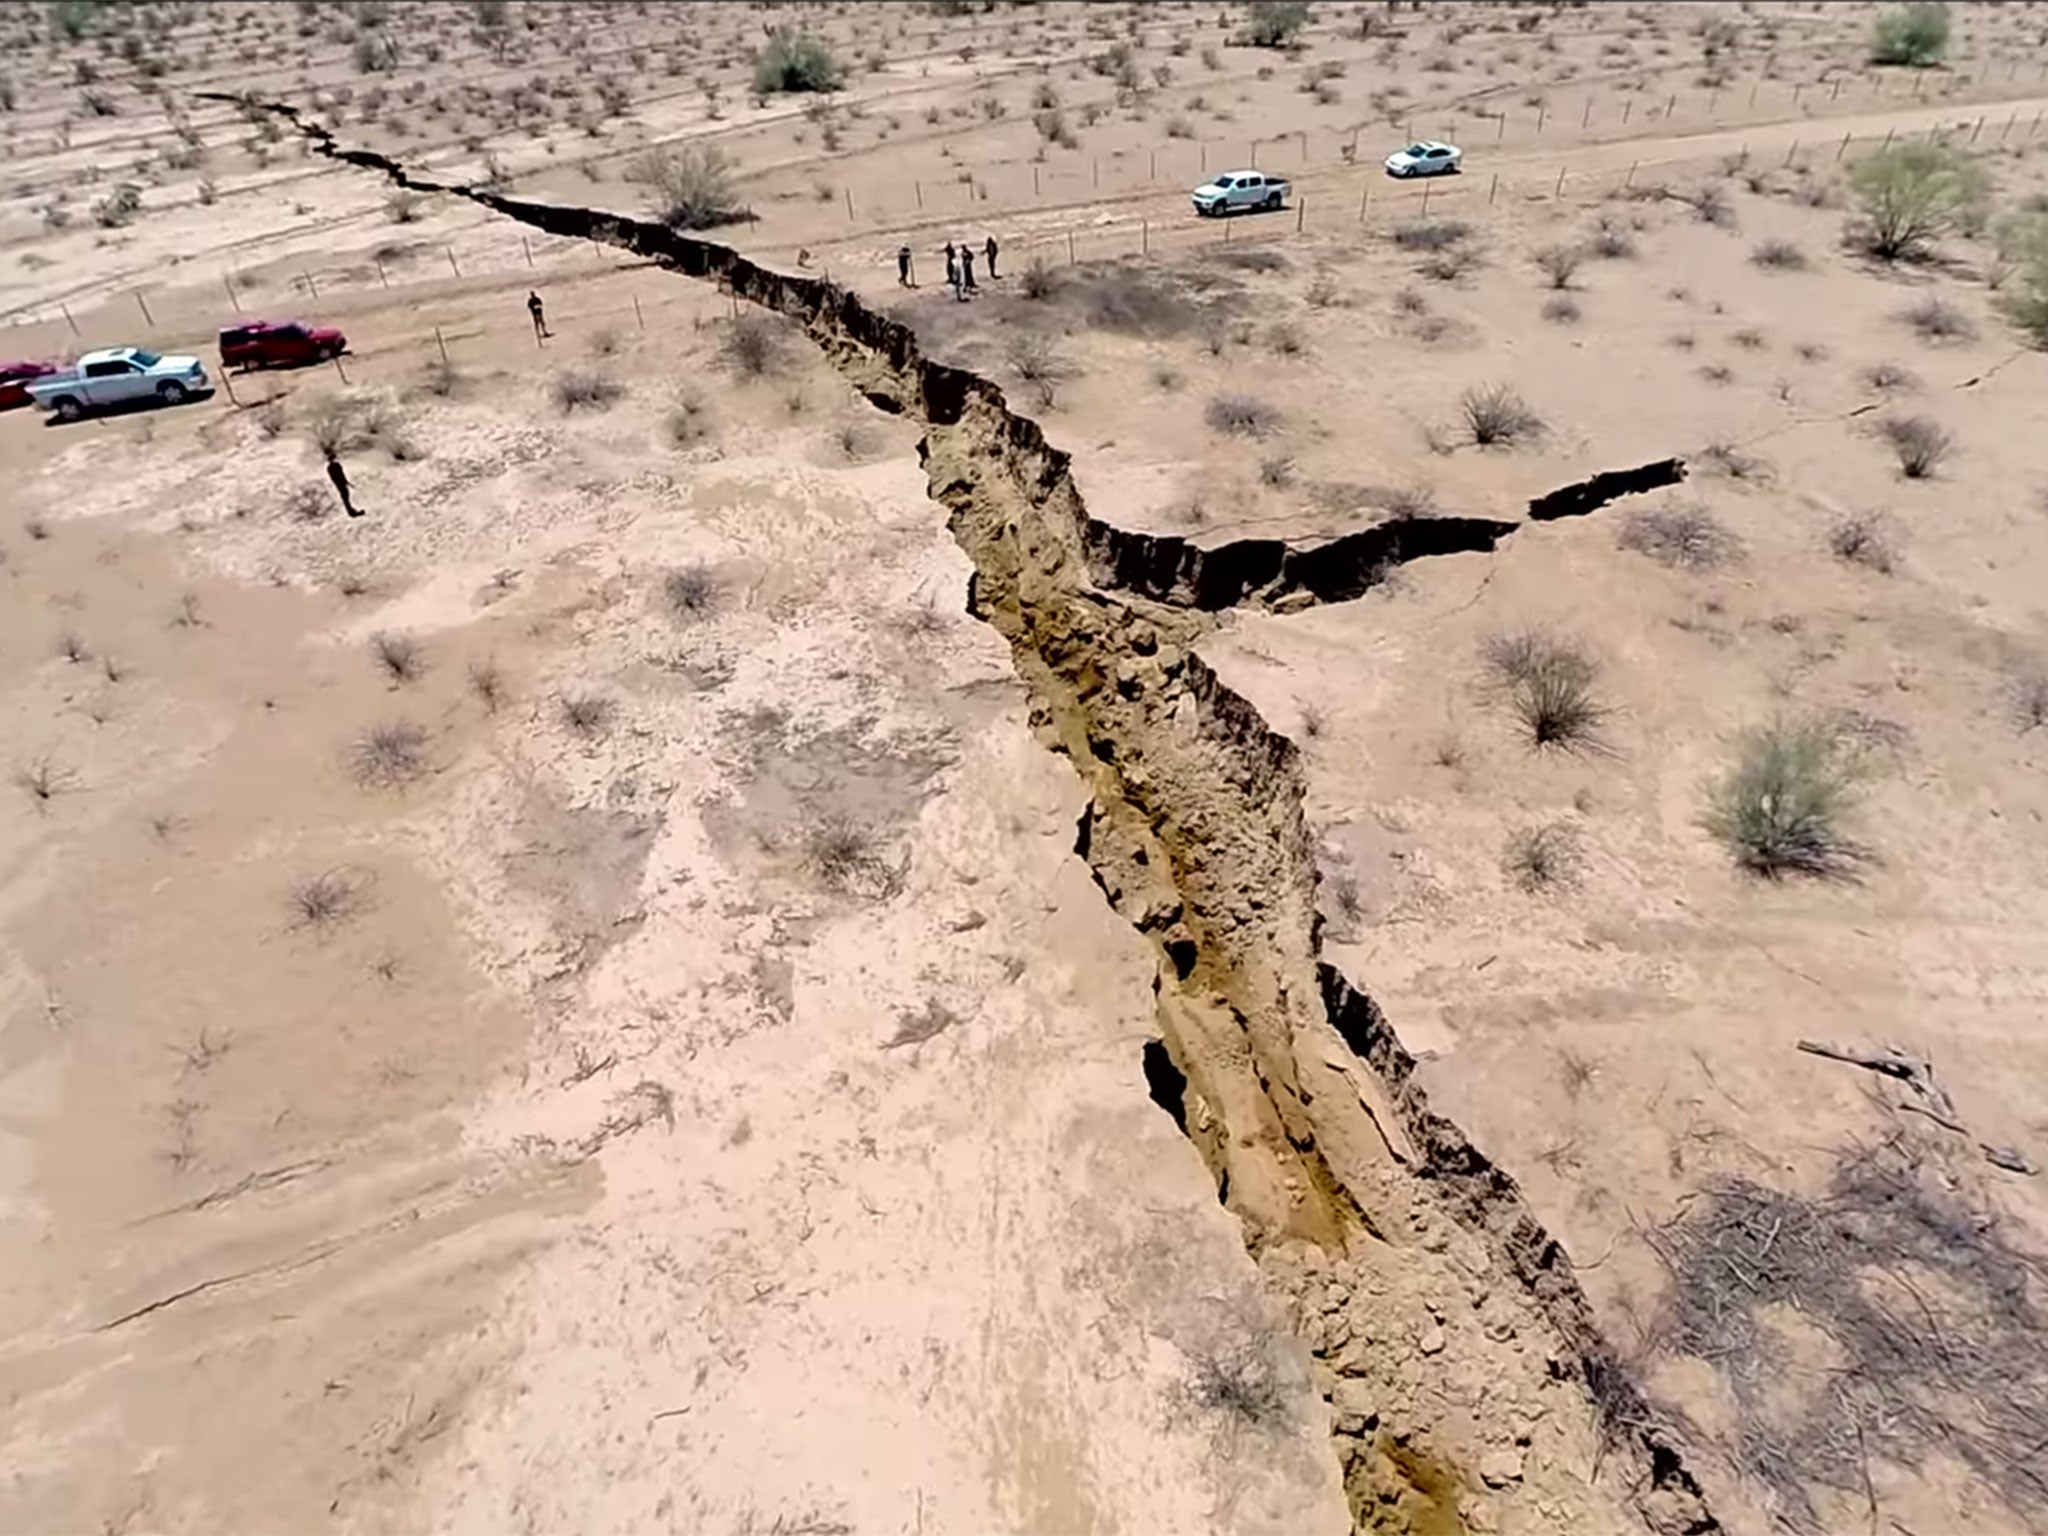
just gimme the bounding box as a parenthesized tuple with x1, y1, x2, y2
(1190, 170, 1290, 216)
(26, 346, 213, 422)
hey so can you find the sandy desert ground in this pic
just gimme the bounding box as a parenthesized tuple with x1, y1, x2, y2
(5, 3, 2048, 1534)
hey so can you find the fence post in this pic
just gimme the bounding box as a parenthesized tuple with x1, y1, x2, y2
(331, 353, 349, 384)
(1295, 196, 1304, 232)
(1665, 92, 1676, 117)
(1067, 229, 1075, 264)
(1882, 126, 1895, 149)
(434, 326, 449, 364)
(1838, 130, 1851, 160)
(444, 248, 458, 278)
(136, 290, 154, 326)
(1581, 97, 1591, 128)
(1148, 148, 1155, 180)
(1034, 164, 1041, 196)
(1488, 172, 1498, 205)
(1200, 142, 1207, 173)
(1300, 130, 1308, 161)
(1250, 139, 1259, 168)
(1421, 179, 1432, 215)
(844, 187, 854, 220)
(1624, 161, 1636, 187)
(633, 294, 645, 331)
(1784, 138, 1799, 166)
(1142, 218, 1149, 253)
(223, 273, 241, 311)
(304, 269, 320, 297)
(1536, 104, 1546, 133)
(59, 301, 79, 336)
(915, 179, 923, 208)
(375, 257, 389, 288)
(1792, 83, 1804, 107)
(1092, 158, 1098, 188)
(522, 234, 533, 267)
(1358, 183, 1369, 222)
(1554, 166, 1565, 199)
(1749, 81, 1759, 108)
(1496, 112, 1505, 140)
(1971, 115, 1985, 143)
(1622, 98, 1632, 125)
(1831, 77, 1842, 100)
(2002, 113, 2016, 143)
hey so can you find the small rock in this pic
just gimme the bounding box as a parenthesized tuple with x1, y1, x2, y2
(1127, 621, 1158, 655)
(1330, 1379, 1377, 1435)
(1479, 1446, 1525, 1488)
(1417, 1323, 1446, 1356)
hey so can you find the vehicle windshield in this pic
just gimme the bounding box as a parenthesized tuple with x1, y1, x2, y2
(130, 349, 161, 367)
(1404, 144, 1430, 156)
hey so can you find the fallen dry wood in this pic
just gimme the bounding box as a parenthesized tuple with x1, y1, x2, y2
(1795, 1039, 1959, 1122)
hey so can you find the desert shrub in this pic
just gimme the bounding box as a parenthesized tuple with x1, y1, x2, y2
(1620, 502, 1743, 570)
(1700, 440, 1771, 481)
(1688, 182, 1733, 227)
(1877, 414, 1952, 477)
(1242, 1, 1309, 48)
(1542, 295, 1581, 324)
(1033, 106, 1077, 148)
(2007, 670, 2048, 733)
(1259, 453, 1295, 487)
(553, 370, 622, 411)
(626, 144, 745, 229)
(1419, 244, 1483, 282)
(802, 815, 901, 898)
(466, 660, 504, 713)
(1484, 631, 1607, 751)
(1505, 821, 1582, 891)
(1862, 360, 1919, 392)
(384, 189, 420, 224)
(1460, 384, 1544, 447)
(369, 631, 423, 684)
(1393, 219, 1471, 251)
(1898, 294, 1975, 342)
(1019, 256, 1055, 299)
(1828, 512, 1898, 573)
(1996, 216, 2048, 346)
(1589, 214, 1636, 259)
(285, 483, 328, 523)
(92, 182, 142, 228)
(1751, 237, 1808, 270)
(558, 692, 614, 737)
(664, 562, 719, 619)
(350, 720, 428, 786)
(1533, 243, 1586, 289)
(286, 869, 361, 929)
(1870, 2, 1950, 67)
(1702, 718, 1868, 878)
(1846, 142, 1986, 261)
(720, 315, 788, 378)
(754, 30, 842, 93)
(420, 357, 462, 397)
(1205, 393, 1279, 437)
(1006, 333, 1068, 386)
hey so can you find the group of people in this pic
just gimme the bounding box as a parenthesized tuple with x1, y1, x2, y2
(898, 235, 1000, 299)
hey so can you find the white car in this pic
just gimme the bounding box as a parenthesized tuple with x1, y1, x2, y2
(26, 345, 212, 422)
(1384, 141, 1463, 178)
(1190, 170, 1291, 216)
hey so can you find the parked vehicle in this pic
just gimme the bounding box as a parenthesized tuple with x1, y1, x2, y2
(26, 347, 213, 422)
(0, 359, 56, 410)
(1384, 141, 1463, 178)
(219, 318, 348, 371)
(1190, 170, 1290, 216)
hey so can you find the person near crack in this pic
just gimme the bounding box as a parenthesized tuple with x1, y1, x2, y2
(527, 289, 549, 342)
(897, 244, 913, 287)
(325, 451, 362, 518)
(984, 233, 999, 279)
(960, 242, 977, 295)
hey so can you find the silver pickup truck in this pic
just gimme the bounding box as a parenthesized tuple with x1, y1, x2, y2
(1190, 170, 1291, 216)
(27, 346, 213, 422)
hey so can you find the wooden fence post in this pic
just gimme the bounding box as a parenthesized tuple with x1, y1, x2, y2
(434, 326, 449, 364)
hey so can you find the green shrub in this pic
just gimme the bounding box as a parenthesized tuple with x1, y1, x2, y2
(1702, 718, 1868, 878)
(1845, 141, 1986, 261)
(626, 144, 745, 230)
(1997, 216, 2048, 346)
(1243, 1, 1310, 47)
(753, 30, 842, 94)
(1870, 2, 1950, 66)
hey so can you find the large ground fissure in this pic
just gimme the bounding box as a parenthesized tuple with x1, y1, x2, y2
(223, 97, 1717, 1536)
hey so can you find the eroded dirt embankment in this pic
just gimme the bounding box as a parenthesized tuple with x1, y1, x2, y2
(221, 97, 1716, 1536)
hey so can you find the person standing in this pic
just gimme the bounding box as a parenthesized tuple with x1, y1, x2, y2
(526, 290, 549, 342)
(984, 233, 999, 279)
(961, 245, 977, 293)
(325, 452, 362, 519)
(944, 246, 958, 295)
(897, 244, 913, 287)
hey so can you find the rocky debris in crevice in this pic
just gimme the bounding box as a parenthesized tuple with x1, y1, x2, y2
(241, 97, 1722, 1536)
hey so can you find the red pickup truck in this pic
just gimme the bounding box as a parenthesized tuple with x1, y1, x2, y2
(0, 359, 57, 409)
(218, 319, 348, 371)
